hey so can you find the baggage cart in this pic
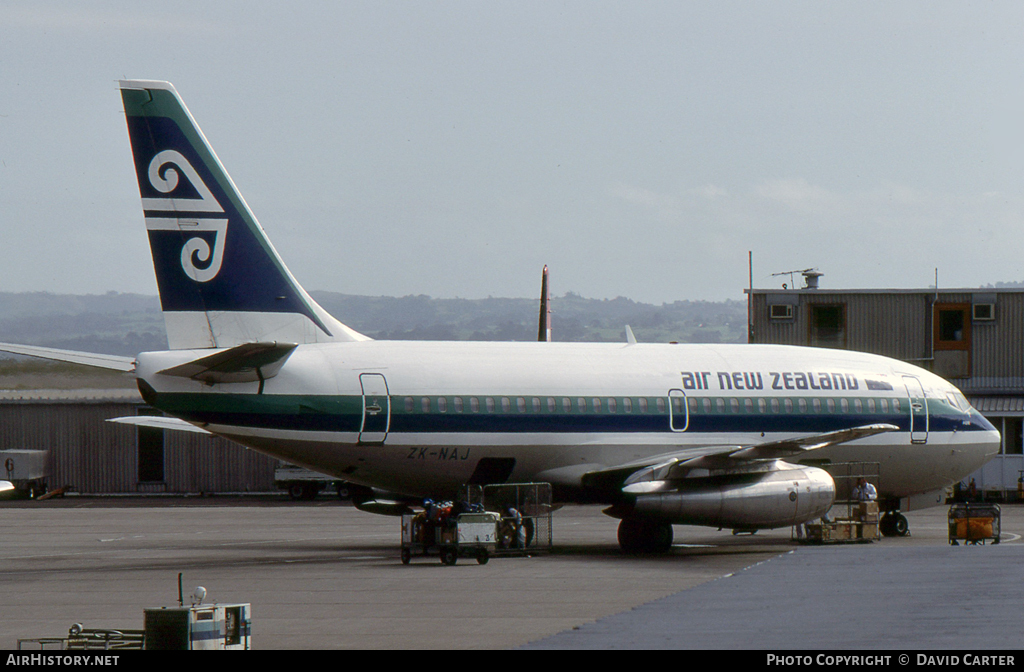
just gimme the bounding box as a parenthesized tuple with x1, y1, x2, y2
(948, 502, 1001, 545)
(400, 511, 499, 565)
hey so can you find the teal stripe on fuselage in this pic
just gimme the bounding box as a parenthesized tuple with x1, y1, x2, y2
(150, 392, 977, 436)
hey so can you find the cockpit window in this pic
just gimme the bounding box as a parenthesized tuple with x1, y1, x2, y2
(948, 391, 971, 412)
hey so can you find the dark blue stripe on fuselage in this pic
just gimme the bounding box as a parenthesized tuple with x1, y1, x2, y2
(159, 399, 985, 436)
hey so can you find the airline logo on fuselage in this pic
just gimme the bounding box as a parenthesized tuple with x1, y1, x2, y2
(681, 370, 894, 392)
(142, 150, 227, 283)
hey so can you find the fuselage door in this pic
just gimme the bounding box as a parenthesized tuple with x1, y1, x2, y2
(669, 388, 688, 432)
(359, 373, 390, 445)
(902, 375, 928, 444)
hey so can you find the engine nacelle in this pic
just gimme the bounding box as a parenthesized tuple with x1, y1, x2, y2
(627, 463, 835, 530)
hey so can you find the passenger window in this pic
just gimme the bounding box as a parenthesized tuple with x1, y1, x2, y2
(716, 398, 726, 413)
(798, 398, 807, 413)
(784, 398, 793, 413)
(656, 398, 667, 413)
(757, 398, 767, 413)
(744, 398, 753, 413)
(879, 398, 888, 413)
(639, 398, 649, 413)
(730, 398, 740, 413)
(501, 397, 512, 412)
(867, 398, 875, 413)
(771, 398, 780, 413)
(404, 397, 414, 413)
(547, 397, 556, 412)
(577, 398, 587, 412)
(608, 398, 617, 413)
(532, 398, 541, 412)
(516, 397, 526, 413)
(892, 398, 901, 413)
(701, 398, 710, 414)
(826, 398, 836, 413)
(840, 398, 849, 412)
(625, 398, 634, 413)
(470, 397, 480, 413)
(672, 397, 683, 413)
(437, 397, 448, 413)
(421, 397, 430, 413)
(592, 398, 602, 413)
(485, 397, 495, 412)
(812, 398, 821, 412)
(853, 399, 862, 413)
(453, 397, 464, 413)
(562, 398, 572, 413)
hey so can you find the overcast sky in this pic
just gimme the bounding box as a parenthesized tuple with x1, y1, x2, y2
(1, 2, 1022, 304)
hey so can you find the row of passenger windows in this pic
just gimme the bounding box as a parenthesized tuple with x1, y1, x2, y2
(403, 396, 670, 414)
(400, 395, 905, 415)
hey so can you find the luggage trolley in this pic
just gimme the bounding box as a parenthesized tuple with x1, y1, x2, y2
(948, 502, 1001, 545)
(400, 507, 499, 566)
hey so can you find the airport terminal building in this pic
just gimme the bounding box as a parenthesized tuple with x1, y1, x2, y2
(747, 284, 1024, 499)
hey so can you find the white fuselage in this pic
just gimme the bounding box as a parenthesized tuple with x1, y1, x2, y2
(135, 341, 999, 504)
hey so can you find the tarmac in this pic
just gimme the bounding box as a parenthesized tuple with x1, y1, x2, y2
(0, 496, 1020, 650)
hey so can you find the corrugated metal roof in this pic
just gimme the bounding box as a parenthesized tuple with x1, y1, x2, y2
(0, 388, 142, 404)
(967, 396, 1024, 413)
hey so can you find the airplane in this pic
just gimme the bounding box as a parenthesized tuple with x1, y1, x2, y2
(0, 80, 999, 552)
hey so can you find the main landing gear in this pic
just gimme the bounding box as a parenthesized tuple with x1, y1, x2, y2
(617, 518, 673, 554)
(879, 511, 910, 537)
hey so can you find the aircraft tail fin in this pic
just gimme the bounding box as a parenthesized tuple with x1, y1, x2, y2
(118, 80, 369, 349)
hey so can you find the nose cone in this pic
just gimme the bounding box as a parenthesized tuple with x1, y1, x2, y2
(965, 411, 1001, 474)
(971, 411, 998, 434)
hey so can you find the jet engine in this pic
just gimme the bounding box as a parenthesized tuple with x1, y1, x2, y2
(614, 461, 836, 530)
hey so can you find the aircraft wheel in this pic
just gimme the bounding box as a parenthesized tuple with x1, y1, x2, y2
(893, 514, 909, 537)
(879, 512, 895, 537)
(618, 519, 673, 554)
(401, 548, 411, 565)
(441, 548, 458, 566)
(477, 550, 489, 565)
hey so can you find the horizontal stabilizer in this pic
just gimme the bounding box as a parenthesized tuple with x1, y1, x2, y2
(107, 416, 212, 434)
(0, 343, 135, 372)
(157, 341, 297, 384)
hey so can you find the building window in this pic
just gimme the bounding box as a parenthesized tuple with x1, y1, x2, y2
(934, 303, 970, 351)
(1004, 418, 1023, 455)
(809, 304, 846, 348)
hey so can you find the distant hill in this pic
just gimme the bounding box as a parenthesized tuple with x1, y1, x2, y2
(309, 291, 747, 344)
(0, 290, 748, 362)
(0, 292, 167, 357)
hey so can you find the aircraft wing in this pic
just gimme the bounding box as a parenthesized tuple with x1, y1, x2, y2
(581, 423, 899, 494)
(0, 343, 135, 372)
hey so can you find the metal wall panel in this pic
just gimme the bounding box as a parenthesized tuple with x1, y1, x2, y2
(0, 399, 276, 494)
(751, 288, 1024, 393)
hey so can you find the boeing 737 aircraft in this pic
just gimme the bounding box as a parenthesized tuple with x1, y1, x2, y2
(0, 81, 999, 552)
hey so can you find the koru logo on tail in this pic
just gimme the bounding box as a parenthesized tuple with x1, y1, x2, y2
(142, 150, 228, 283)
